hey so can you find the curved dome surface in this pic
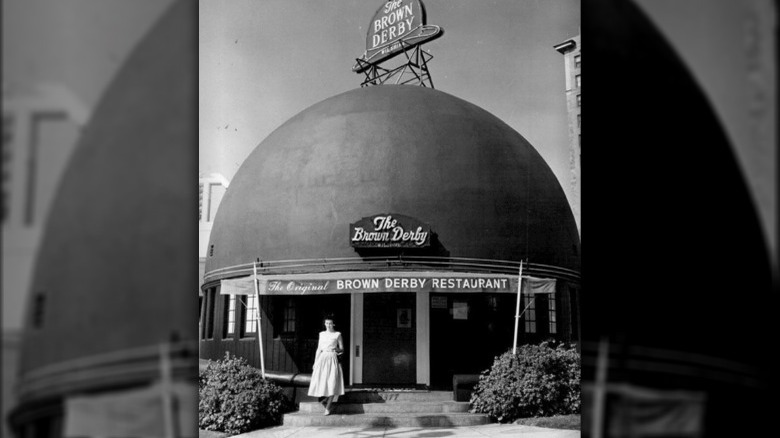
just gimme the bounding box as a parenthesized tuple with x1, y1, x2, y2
(17, 0, 196, 402)
(207, 86, 579, 277)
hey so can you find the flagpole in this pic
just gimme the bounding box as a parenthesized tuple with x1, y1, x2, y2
(254, 261, 266, 379)
(512, 261, 523, 355)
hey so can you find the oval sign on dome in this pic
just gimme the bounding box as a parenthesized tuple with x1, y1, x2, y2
(350, 213, 431, 248)
(353, 0, 443, 72)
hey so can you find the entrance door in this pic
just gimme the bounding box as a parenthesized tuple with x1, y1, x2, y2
(429, 293, 515, 389)
(282, 294, 350, 384)
(362, 293, 416, 385)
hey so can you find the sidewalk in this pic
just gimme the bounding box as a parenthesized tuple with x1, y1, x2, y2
(224, 424, 581, 438)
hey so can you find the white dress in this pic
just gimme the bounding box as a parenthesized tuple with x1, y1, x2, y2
(307, 330, 345, 398)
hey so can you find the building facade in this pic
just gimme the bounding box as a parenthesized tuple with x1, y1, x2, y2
(199, 85, 581, 391)
(554, 35, 581, 233)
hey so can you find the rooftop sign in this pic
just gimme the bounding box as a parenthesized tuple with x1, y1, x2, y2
(353, 0, 443, 72)
(350, 213, 431, 248)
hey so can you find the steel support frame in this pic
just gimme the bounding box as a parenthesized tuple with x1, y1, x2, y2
(356, 42, 435, 88)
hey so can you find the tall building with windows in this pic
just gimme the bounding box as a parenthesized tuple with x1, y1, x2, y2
(199, 173, 229, 333)
(2, 85, 89, 328)
(199, 173, 229, 224)
(554, 34, 581, 232)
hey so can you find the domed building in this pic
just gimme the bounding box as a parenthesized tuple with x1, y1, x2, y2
(200, 85, 581, 390)
(8, 1, 198, 436)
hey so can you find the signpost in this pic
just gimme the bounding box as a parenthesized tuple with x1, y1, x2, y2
(512, 261, 524, 355)
(253, 261, 266, 379)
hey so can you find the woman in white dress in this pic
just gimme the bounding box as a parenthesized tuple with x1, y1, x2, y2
(307, 315, 345, 415)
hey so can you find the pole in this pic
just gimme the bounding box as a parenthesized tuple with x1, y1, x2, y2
(159, 342, 176, 438)
(254, 261, 266, 379)
(512, 261, 524, 355)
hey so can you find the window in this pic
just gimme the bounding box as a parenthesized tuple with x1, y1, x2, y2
(241, 294, 259, 336)
(205, 289, 216, 339)
(198, 183, 204, 221)
(575, 75, 581, 88)
(523, 294, 536, 333)
(577, 94, 581, 107)
(574, 54, 581, 69)
(487, 295, 499, 312)
(2, 114, 13, 222)
(33, 293, 46, 328)
(548, 294, 557, 334)
(283, 298, 296, 332)
(223, 295, 236, 338)
(577, 114, 581, 128)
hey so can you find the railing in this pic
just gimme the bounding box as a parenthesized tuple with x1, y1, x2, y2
(202, 256, 580, 287)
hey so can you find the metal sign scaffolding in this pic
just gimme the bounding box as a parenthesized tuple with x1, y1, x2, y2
(352, 0, 442, 88)
(355, 42, 436, 88)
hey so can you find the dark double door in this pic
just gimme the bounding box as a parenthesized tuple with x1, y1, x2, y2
(429, 293, 516, 389)
(362, 293, 416, 385)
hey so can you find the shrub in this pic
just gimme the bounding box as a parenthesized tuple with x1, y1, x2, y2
(199, 354, 291, 434)
(470, 341, 581, 422)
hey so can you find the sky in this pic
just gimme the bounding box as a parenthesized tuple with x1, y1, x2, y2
(199, 0, 581, 204)
(2, 0, 173, 108)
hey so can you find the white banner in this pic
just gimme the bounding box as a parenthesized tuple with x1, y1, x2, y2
(218, 271, 556, 296)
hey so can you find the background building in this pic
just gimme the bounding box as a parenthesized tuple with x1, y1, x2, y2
(199, 172, 229, 341)
(554, 34, 581, 233)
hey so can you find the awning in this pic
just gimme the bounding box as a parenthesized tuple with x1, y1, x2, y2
(219, 271, 556, 296)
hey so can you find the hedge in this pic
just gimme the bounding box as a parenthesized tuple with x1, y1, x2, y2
(470, 341, 581, 422)
(199, 354, 292, 435)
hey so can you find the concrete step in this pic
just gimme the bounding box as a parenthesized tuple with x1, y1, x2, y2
(339, 390, 454, 403)
(298, 400, 471, 414)
(282, 412, 491, 427)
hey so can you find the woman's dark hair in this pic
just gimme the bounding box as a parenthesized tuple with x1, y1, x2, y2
(323, 314, 336, 324)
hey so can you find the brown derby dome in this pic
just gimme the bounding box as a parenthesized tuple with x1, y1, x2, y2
(206, 85, 579, 278)
(15, 0, 197, 404)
